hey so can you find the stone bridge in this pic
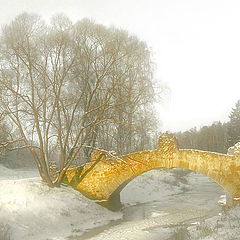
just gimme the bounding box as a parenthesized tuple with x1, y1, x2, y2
(63, 133, 240, 210)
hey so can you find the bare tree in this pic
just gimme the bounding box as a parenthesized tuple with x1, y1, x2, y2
(0, 13, 159, 186)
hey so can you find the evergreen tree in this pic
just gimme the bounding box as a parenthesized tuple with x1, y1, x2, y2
(227, 100, 240, 148)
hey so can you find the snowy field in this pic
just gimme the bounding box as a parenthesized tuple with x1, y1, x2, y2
(0, 164, 239, 240)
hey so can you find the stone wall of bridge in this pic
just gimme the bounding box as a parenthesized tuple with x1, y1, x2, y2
(63, 132, 240, 210)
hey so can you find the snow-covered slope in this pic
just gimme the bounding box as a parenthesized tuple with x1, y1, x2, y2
(121, 169, 190, 205)
(0, 166, 122, 240)
(1, 164, 234, 240)
(0, 166, 190, 240)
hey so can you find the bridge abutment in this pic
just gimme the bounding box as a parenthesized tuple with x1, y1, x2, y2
(226, 192, 240, 207)
(99, 191, 122, 211)
(220, 192, 240, 212)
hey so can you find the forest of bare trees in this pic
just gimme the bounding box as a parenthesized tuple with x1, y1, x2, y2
(0, 13, 162, 186)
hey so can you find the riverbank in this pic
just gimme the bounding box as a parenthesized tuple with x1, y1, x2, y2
(0, 166, 191, 240)
(0, 165, 122, 240)
(0, 164, 239, 240)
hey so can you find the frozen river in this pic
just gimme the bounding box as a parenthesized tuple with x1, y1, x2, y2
(76, 172, 225, 240)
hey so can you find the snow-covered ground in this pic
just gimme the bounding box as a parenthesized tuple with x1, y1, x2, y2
(0, 165, 121, 240)
(121, 169, 191, 205)
(0, 165, 190, 240)
(188, 203, 240, 240)
(0, 164, 239, 240)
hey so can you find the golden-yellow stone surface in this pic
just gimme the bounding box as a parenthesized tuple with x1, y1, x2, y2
(64, 133, 240, 203)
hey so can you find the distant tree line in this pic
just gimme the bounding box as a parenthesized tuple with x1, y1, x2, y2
(175, 100, 240, 154)
(175, 122, 229, 153)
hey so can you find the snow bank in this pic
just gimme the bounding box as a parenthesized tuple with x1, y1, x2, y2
(121, 169, 191, 205)
(0, 177, 122, 240)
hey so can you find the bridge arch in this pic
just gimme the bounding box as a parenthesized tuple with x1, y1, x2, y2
(64, 133, 240, 210)
(105, 166, 235, 211)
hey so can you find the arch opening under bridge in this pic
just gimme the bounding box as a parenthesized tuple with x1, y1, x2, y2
(107, 167, 229, 211)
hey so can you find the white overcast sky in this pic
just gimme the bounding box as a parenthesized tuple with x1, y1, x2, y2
(0, 0, 240, 132)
